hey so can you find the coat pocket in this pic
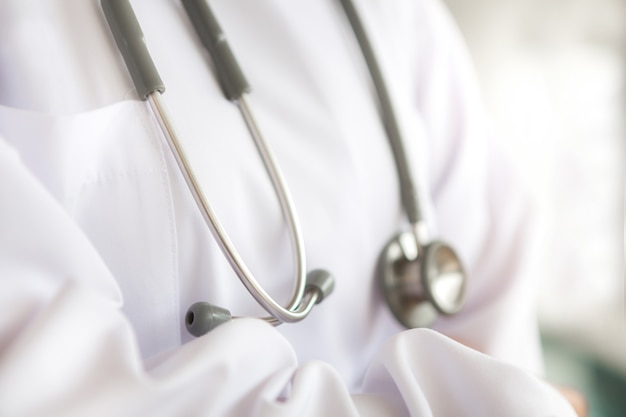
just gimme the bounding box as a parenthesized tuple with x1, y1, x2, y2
(0, 100, 182, 358)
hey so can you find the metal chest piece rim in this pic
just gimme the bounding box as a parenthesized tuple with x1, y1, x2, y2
(379, 231, 467, 328)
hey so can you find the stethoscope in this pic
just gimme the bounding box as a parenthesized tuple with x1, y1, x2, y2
(101, 0, 467, 337)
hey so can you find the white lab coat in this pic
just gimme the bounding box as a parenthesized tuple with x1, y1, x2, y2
(0, 0, 576, 415)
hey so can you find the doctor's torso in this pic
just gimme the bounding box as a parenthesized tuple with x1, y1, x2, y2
(0, 0, 448, 389)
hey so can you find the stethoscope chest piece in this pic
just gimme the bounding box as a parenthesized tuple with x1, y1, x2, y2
(379, 231, 467, 328)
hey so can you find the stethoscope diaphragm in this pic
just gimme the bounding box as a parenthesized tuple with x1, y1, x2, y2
(379, 231, 466, 328)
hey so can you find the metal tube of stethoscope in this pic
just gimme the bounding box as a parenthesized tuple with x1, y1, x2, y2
(147, 92, 315, 324)
(101, 0, 332, 329)
(236, 95, 308, 312)
(179, 0, 334, 324)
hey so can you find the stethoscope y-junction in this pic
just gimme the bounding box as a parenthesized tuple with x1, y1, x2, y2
(101, 0, 467, 336)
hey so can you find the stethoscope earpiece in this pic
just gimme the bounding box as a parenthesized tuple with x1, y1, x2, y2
(379, 231, 466, 328)
(185, 269, 335, 338)
(305, 269, 335, 304)
(186, 303, 232, 337)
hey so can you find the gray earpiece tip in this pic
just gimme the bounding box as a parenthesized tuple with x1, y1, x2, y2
(305, 269, 335, 304)
(186, 302, 232, 337)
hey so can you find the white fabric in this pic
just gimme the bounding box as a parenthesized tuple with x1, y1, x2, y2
(0, 0, 575, 415)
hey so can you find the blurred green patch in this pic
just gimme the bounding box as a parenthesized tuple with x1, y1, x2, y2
(541, 335, 626, 417)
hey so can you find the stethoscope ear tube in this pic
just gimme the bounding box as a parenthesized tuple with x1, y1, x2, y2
(181, 0, 251, 101)
(338, 0, 421, 226)
(101, 0, 165, 99)
(101, 0, 335, 336)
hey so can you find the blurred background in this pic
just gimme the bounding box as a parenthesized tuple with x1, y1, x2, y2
(441, 0, 625, 414)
